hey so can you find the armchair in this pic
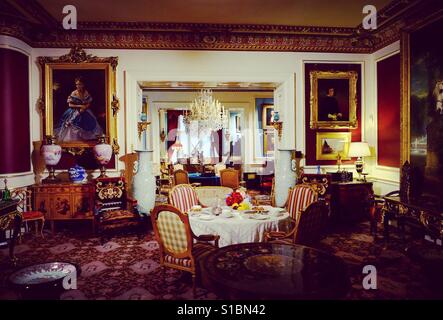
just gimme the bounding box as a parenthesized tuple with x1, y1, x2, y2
(94, 177, 143, 239)
(265, 177, 330, 246)
(169, 184, 199, 213)
(151, 204, 219, 297)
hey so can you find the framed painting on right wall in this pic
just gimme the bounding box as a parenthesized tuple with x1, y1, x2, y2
(401, 15, 443, 200)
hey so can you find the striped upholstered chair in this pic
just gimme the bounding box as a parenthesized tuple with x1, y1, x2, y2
(265, 180, 329, 246)
(169, 184, 199, 213)
(151, 204, 220, 296)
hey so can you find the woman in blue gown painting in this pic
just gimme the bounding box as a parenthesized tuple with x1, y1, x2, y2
(54, 76, 103, 142)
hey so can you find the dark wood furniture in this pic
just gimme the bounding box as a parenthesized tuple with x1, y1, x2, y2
(32, 182, 95, 233)
(0, 200, 22, 263)
(330, 181, 373, 223)
(201, 242, 350, 299)
(382, 195, 443, 244)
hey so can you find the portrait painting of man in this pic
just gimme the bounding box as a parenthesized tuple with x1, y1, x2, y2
(317, 79, 350, 122)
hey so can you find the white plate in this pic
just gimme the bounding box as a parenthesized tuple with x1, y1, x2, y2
(250, 215, 270, 220)
(198, 215, 216, 221)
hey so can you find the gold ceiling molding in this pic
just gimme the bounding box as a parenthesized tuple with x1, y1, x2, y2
(0, 0, 441, 53)
(77, 21, 356, 36)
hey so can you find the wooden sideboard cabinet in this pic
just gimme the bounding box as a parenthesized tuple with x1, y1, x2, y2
(330, 181, 373, 223)
(32, 183, 95, 233)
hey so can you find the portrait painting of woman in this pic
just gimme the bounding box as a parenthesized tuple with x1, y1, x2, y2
(54, 76, 104, 142)
(50, 68, 108, 146)
(39, 48, 118, 169)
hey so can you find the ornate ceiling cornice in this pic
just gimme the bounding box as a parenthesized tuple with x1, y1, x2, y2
(0, 0, 440, 53)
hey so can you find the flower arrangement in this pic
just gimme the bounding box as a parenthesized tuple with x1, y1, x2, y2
(225, 190, 251, 211)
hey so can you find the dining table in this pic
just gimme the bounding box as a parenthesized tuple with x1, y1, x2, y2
(188, 205, 290, 247)
(201, 242, 350, 299)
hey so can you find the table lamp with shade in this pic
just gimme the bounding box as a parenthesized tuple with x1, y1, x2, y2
(348, 142, 371, 180)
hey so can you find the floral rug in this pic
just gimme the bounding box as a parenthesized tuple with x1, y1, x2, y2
(0, 221, 440, 300)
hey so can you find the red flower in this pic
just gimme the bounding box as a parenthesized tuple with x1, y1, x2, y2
(226, 191, 244, 207)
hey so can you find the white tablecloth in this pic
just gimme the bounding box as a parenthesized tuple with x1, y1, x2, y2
(189, 206, 290, 247)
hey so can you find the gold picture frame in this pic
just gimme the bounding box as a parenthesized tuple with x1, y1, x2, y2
(316, 132, 351, 161)
(38, 47, 120, 154)
(310, 70, 358, 129)
(262, 104, 274, 129)
(400, 13, 443, 165)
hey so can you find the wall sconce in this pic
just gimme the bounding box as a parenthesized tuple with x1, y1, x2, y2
(291, 151, 304, 180)
(137, 121, 151, 140)
(160, 129, 166, 142)
(270, 111, 282, 140)
(271, 121, 283, 139)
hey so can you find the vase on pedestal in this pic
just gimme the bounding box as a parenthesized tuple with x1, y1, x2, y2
(132, 150, 156, 214)
(41, 135, 62, 183)
(274, 149, 296, 207)
(93, 135, 113, 178)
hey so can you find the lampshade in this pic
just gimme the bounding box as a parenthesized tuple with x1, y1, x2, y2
(348, 142, 371, 158)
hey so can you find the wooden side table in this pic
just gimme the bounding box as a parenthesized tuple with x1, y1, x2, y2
(32, 182, 95, 234)
(330, 181, 374, 223)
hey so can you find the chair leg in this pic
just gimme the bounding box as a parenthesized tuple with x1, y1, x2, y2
(35, 221, 39, 237)
(40, 219, 45, 238)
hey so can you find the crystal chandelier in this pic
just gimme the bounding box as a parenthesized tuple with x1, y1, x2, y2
(184, 89, 228, 132)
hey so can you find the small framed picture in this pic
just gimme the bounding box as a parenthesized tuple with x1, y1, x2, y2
(262, 104, 274, 129)
(235, 115, 241, 132)
(316, 132, 351, 160)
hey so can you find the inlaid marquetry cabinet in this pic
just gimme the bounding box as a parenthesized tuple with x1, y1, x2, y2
(32, 182, 95, 233)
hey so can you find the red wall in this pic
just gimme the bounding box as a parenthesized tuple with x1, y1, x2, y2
(304, 63, 362, 166)
(0, 48, 30, 174)
(377, 53, 400, 168)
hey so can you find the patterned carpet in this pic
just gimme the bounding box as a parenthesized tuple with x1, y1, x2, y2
(0, 220, 441, 300)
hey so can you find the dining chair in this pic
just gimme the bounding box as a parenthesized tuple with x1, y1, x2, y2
(173, 169, 190, 185)
(219, 168, 246, 190)
(151, 204, 220, 297)
(169, 184, 199, 213)
(264, 182, 329, 246)
(195, 186, 233, 207)
(173, 169, 201, 188)
(10, 187, 45, 241)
